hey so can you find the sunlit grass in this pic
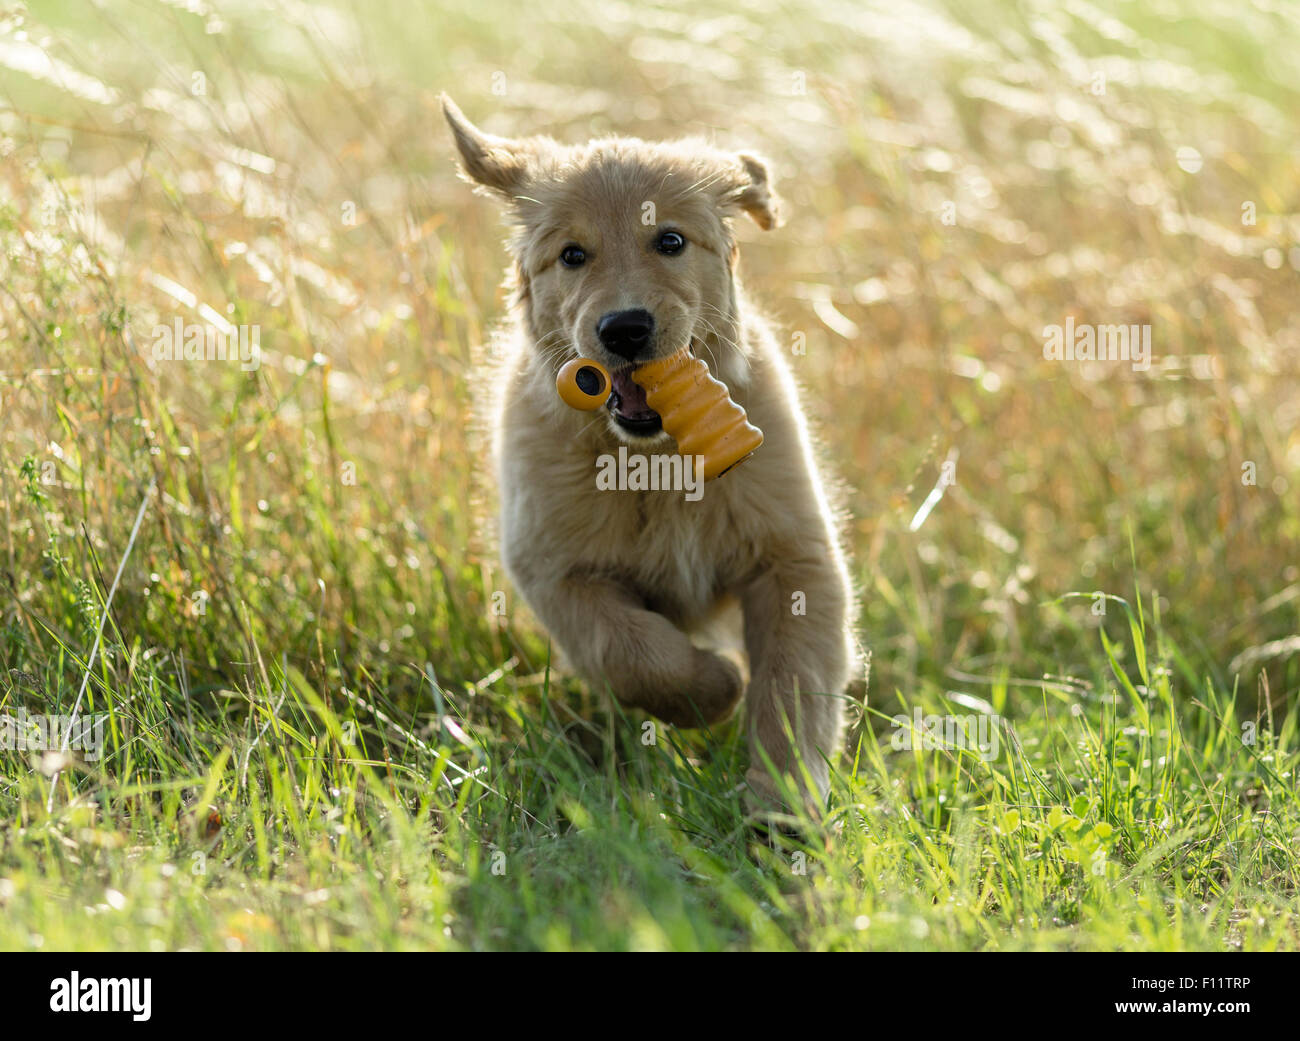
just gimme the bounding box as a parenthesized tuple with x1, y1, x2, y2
(0, 0, 1297, 950)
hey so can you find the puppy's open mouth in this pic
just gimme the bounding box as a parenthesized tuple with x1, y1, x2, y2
(607, 369, 662, 436)
(606, 342, 693, 436)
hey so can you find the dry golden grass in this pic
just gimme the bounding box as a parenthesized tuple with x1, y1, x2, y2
(0, 0, 1297, 951)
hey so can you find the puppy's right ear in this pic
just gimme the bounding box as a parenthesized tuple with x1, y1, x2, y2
(441, 94, 542, 199)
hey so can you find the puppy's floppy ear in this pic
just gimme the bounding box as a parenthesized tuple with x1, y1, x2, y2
(727, 152, 783, 230)
(441, 94, 546, 198)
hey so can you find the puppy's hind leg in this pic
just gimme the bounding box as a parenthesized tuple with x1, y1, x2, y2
(527, 575, 744, 728)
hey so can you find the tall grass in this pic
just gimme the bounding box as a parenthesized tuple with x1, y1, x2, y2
(0, 0, 1297, 950)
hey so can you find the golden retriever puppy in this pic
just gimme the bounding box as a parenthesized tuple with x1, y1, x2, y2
(443, 96, 856, 815)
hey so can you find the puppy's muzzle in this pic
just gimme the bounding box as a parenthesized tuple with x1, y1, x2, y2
(597, 309, 655, 361)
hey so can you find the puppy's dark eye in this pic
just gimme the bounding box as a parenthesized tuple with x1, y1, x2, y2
(655, 231, 686, 255)
(559, 245, 586, 268)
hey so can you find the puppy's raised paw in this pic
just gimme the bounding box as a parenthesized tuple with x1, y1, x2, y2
(669, 648, 743, 728)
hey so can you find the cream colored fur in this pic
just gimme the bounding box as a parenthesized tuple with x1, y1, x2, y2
(443, 96, 857, 814)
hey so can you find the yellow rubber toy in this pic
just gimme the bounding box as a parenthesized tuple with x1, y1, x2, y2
(555, 358, 611, 410)
(555, 350, 763, 480)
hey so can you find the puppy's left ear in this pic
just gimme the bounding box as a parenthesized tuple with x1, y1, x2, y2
(728, 153, 783, 230)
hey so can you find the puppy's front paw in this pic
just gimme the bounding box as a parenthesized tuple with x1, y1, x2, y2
(666, 648, 743, 728)
(743, 766, 787, 817)
(743, 764, 828, 820)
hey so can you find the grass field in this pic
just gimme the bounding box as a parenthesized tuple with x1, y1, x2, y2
(1, 0, 1298, 951)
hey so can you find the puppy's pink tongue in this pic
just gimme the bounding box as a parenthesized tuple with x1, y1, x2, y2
(611, 369, 658, 420)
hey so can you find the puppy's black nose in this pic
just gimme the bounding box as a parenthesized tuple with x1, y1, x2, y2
(597, 309, 654, 360)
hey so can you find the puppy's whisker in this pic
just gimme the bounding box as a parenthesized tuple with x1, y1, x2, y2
(574, 412, 612, 440)
(695, 308, 745, 356)
(534, 330, 578, 368)
(690, 315, 736, 372)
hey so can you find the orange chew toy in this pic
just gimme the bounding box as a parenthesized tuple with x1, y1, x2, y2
(555, 349, 763, 480)
(555, 359, 611, 410)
